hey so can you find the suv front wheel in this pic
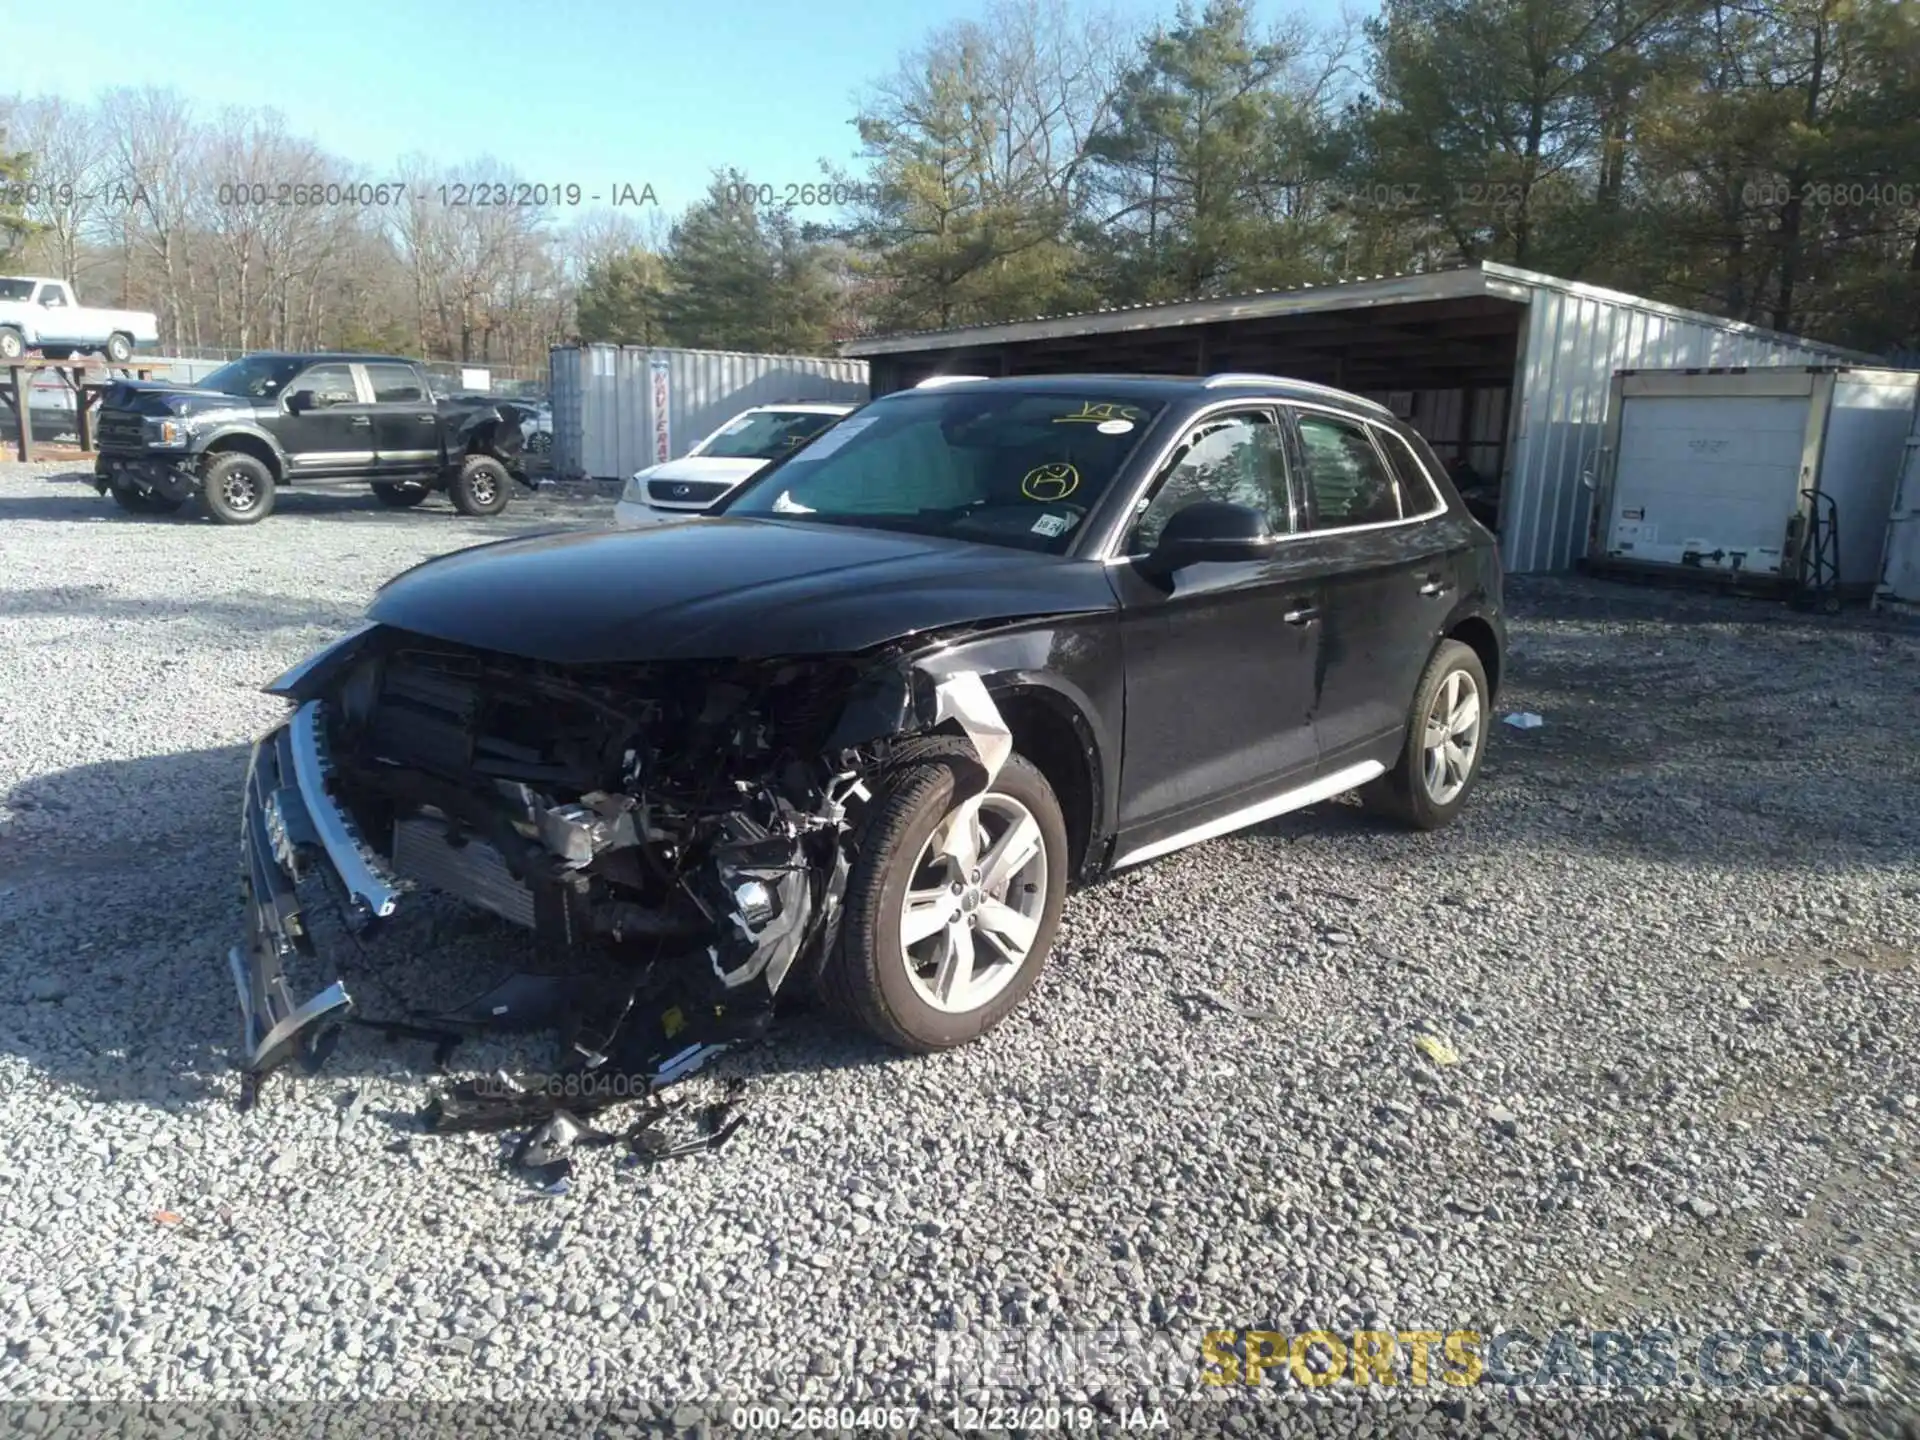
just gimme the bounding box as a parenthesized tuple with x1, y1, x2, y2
(1362, 638, 1490, 830)
(827, 741, 1067, 1052)
(201, 453, 277, 525)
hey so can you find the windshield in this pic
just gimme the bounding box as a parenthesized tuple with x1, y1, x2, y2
(722, 390, 1164, 552)
(197, 356, 307, 398)
(0, 279, 35, 301)
(696, 408, 846, 461)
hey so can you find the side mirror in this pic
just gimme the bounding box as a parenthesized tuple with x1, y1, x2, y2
(1140, 500, 1277, 578)
(286, 390, 314, 414)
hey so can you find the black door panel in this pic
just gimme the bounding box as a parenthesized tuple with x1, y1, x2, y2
(1110, 406, 1331, 850)
(277, 363, 375, 477)
(362, 362, 442, 476)
(1110, 556, 1327, 828)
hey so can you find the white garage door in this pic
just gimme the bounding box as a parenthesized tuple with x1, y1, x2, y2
(1606, 394, 1810, 574)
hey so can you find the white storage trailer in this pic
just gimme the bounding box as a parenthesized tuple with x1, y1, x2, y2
(1877, 400, 1920, 610)
(1586, 367, 1920, 604)
(550, 344, 869, 483)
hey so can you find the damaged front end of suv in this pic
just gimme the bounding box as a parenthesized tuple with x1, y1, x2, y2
(232, 618, 1012, 1101)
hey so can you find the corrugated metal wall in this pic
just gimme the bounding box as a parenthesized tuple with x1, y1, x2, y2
(1501, 292, 1852, 573)
(551, 345, 870, 481)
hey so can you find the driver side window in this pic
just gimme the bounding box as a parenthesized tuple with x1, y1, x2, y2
(293, 365, 358, 407)
(1127, 411, 1291, 554)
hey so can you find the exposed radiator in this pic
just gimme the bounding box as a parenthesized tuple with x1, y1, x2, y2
(391, 815, 535, 929)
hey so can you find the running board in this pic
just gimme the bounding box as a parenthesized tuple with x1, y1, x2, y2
(1110, 760, 1387, 870)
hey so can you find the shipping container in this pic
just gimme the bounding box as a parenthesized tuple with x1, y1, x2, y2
(550, 344, 870, 482)
(1876, 400, 1920, 609)
(1585, 366, 1920, 603)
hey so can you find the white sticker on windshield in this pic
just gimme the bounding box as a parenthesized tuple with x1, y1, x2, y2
(1097, 419, 1134, 435)
(772, 491, 816, 514)
(1031, 513, 1070, 537)
(784, 413, 877, 463)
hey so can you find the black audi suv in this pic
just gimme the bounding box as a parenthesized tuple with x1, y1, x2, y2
(235, 373, 1505, 1089)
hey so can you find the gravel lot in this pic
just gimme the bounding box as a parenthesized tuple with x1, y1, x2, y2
(1, 459, 1917, 1436)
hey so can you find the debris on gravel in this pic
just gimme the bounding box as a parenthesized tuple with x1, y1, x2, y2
(1, 460, 1917, 1432)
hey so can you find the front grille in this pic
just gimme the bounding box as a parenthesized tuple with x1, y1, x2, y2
(96, 410, 147, 452)
(647, 478, 731, 507)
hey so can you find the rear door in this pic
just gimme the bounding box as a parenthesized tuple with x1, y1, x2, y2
(1283, 407, 1457, 771)
(1111, 407, 1330, 856)
(277, 362, 376, 477)
(362, 362, 441, 478)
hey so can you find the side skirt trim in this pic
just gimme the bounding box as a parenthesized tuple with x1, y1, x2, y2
(1110, 759, 1387, 870)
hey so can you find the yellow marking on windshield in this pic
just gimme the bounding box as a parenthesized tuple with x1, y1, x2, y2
(1021, 462, 1081, 502)
(1053, 402, 1143, 425)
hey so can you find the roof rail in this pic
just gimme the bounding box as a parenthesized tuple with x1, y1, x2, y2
(1202, 372, 1393, 416)
(913, 374, 990, 388)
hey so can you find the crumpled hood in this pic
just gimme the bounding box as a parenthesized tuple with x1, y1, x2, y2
(366, 516, 1117, 662)
(101, 379, 249, 418)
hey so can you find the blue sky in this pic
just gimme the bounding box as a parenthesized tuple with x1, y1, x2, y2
(9, 0, 1360, 218)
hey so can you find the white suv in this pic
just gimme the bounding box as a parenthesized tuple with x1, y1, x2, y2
(613, 402, 856, 527)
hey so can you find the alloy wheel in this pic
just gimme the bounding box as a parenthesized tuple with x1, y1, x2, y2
(1421, 667, 1482, 805)
(223, 473, 259, 511)
(898, 792, 1048, 1015)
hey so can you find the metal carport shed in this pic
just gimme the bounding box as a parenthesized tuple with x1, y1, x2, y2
(841, 261, 1877, 573)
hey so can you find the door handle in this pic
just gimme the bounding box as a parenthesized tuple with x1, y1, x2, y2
(417, 414, 436, 422)
(1283, 604, 1319, 626)
(350, 415, 371, 427)
(1418, 576, 1450, 597)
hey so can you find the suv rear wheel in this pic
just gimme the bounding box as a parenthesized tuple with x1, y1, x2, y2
(450, 454, 511, 516)
(825, 742, 1067, 1052)
(201, 453, 277, 525)
(1362, 638, 1489, 830)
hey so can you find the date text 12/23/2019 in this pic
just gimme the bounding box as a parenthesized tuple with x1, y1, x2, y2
(726, 1404, 1169, 1431)
(212, 181, 661, 208)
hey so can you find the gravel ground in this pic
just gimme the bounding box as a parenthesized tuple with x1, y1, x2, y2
(1, 459, 1917, 1437)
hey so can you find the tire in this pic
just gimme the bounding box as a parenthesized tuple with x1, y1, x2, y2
(200, 452, 277, 525)
(372, 482, 430, 509)
(109, 482, 184, 515)
(1361, 638, 1490, 831)
(824, 741, 1068, 1052)
(450, 454, 511, 516)
(105, 333, 134, 364)
(0, 328, 23, 361)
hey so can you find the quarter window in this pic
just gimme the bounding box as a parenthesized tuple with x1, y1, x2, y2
(1294, 414, 1402, 529)
(364, 364, 426, 404)
(1128, 412, 1291, 553)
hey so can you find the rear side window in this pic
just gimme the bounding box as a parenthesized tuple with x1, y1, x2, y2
(1373, 426, 1445, 514)
(365, 364, 425, 403)
(1294, 413, 1402, 529)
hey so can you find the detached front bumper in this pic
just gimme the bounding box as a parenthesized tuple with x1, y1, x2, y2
(93, 452, 200, 501)
(233, 700, 402, 1086)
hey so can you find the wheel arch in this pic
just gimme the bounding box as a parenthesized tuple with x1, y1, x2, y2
(988, 682, 1102, 881)
(1444, 612, 1502, 702)
(198, 427, 285, 481)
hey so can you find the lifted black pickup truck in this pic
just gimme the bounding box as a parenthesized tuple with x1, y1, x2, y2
(91, 352, 535, 524)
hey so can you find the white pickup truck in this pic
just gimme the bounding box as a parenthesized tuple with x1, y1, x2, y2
(0, 276, 160, 363)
